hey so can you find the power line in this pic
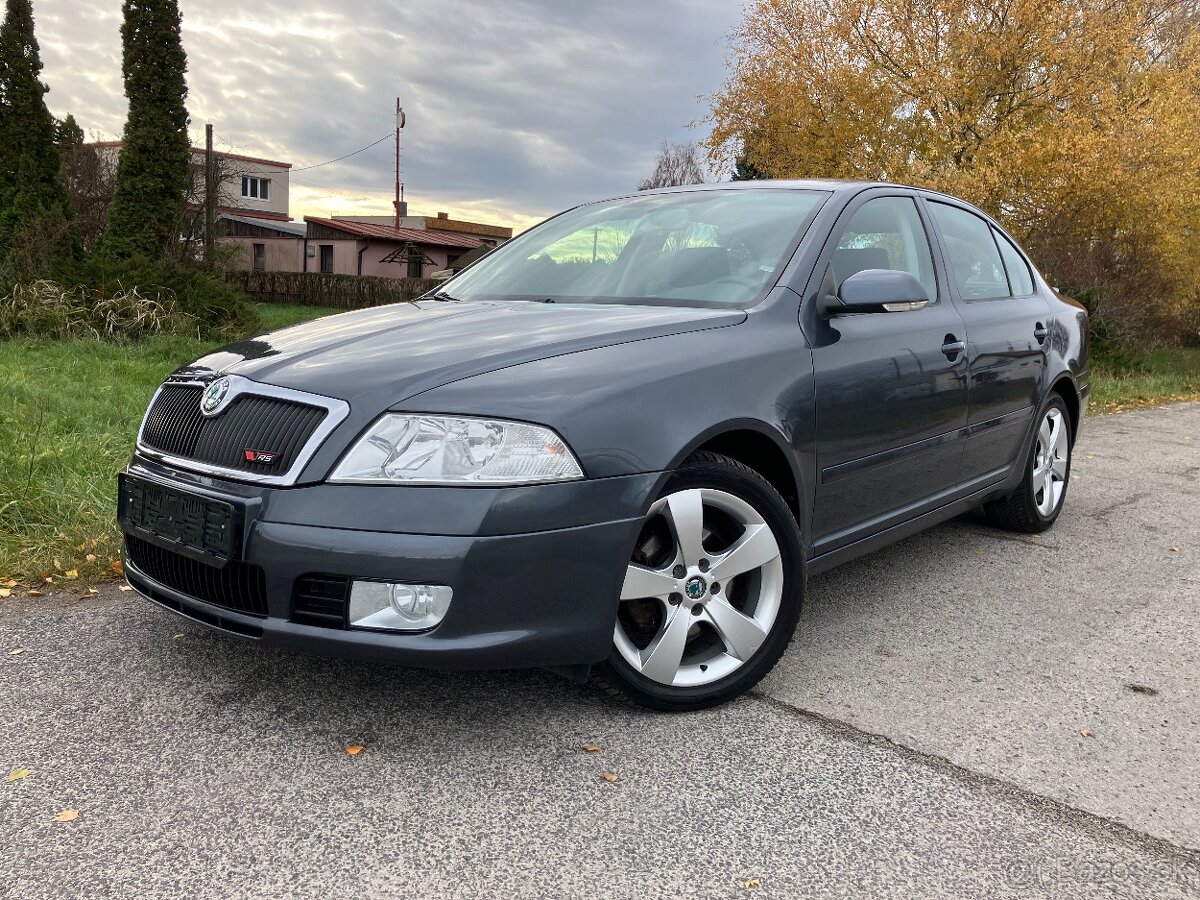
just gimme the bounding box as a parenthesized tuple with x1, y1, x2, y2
(209, 130, 392, 175)
(291, 133, 393, 172)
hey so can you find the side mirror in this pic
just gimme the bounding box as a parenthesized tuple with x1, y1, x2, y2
(818, 268, 930, 316)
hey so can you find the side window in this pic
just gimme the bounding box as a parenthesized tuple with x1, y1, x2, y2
(928, 202, 1010, 300)
(832, 197, 937, 301)
(992, 227, 1034, 296)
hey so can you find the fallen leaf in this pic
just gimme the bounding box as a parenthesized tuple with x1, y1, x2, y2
(111, 559, 124, 576)
(601, 771, 620, 783)
(9, 648, 25, 656)
(53, 559, 62, 570)
(743, 878, 763, 890)
(26, 590, 43, 597)
(117, 585, 132, 593)
(583, 744, 602, 754)
(64, 570, 79, 579)
(0, 589, 10, 599)
(53, 809, 79, 823)
(87, 589, 99, 596)
(43, 577, 53, 584)
(6, 768, 31, 782)
(345, 744, 365, 756)
(3, 580, 16, 587)
(1080, 728, 1094, 738)
(85, 554, 98, 563)
(172, 633, 185, 640)
(1169, 547, 1180, 553)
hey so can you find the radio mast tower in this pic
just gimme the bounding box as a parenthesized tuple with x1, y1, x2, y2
(394, 97, 406, 229)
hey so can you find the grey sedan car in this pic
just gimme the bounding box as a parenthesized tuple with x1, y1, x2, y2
(119, 181, 1089, 710)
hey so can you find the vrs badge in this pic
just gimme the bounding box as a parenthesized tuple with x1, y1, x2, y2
(200, 376, 232, 416)
(243, 450, 278, 465)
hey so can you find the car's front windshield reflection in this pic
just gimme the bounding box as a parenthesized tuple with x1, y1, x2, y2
(444, 189, 826, 307)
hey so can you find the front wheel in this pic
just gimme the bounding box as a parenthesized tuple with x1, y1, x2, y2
(597, 451, 803, 711)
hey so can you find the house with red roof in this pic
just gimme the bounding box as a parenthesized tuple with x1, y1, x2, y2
(219, 210, 512, 278)
(303, 213, 510, 278)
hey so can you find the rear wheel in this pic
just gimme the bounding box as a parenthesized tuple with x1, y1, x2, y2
(985, 394, 1072, 533)
(598, 451, 803, 711)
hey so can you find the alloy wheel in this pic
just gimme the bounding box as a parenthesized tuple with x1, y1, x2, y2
(614, 488, 784, 688)
(1033, 407, 1069, 517)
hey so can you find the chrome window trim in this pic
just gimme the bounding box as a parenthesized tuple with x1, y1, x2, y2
(135, 374, 350, 487)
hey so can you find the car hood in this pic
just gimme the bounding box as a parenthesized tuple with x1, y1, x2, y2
(178, 299, 745, 403)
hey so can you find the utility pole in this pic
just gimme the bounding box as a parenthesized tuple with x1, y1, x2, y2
(204, 123, 216, 260)
(394, 98, 406, 230)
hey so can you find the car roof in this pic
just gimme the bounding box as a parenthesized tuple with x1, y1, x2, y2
(613, 178, 984, 216)
(631, 178, 908, 197)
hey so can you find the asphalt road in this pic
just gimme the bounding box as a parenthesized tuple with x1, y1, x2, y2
(2, 403, 1198, 899)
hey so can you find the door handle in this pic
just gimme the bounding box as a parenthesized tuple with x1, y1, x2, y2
(1034, 322, 1048, 344)
(941, 335, 966, 359)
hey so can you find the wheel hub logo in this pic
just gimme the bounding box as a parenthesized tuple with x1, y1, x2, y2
(685, 576, 707, 600)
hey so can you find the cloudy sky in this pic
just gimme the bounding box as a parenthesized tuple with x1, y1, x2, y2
(36, 0, 744, 230)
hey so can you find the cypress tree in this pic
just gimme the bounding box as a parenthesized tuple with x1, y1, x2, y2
(103, 0, 190, 261)
(54, 113, 84, 148)
(0, 0, 71, 278)
(731, 155, 768, 181)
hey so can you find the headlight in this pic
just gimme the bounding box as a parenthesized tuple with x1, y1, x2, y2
(329, 414, 584, 485)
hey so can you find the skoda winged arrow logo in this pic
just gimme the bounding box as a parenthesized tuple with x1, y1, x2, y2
(685, 576, 707, 600)
(200, 376, 232, 416)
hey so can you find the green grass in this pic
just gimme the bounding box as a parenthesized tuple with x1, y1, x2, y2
(1090, 347, 1200, 413)
(0, 307, 1196, 585)
(0, 304, 339, 584)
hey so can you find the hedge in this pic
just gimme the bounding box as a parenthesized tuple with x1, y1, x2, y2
(226, 271, 441, 310)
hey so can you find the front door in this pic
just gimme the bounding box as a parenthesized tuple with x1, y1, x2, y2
(805, 193, 969, 555)
(923, 199, 1049, 485)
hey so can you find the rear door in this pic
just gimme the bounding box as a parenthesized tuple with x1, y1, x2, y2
(922, 199, 1050, 486)
(805, 191, 969, 555)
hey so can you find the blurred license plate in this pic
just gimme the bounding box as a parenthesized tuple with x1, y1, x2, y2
(118, 474, 240, 561)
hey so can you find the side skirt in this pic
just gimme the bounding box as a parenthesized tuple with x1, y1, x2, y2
(806, 480, 1013, 576)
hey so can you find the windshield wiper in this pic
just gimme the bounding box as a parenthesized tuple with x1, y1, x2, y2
(428, 290, 462, 302)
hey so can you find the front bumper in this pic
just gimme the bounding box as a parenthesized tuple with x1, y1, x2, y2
(120, 456, 657, 670)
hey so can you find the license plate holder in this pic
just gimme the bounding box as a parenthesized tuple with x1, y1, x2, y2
(117, 474, 242, 565)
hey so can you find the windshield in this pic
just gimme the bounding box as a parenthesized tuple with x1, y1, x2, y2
(443, 189, 826, 306)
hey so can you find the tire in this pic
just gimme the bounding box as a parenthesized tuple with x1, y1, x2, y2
(596, 451, 803, 712)
(984, 394, 1073, 533)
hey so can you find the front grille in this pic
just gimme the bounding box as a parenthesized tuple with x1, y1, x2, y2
(125, 535, 268, 617)
(140, 383, 326, 475)
(292, 574, 350, 628)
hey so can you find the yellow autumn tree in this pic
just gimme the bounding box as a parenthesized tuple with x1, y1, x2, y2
(708, 0, 1200, 346)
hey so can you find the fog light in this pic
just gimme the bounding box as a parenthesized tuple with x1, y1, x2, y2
(348, 581, 453, 632)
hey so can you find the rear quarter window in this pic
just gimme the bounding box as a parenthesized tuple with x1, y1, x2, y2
(992, 228, 1035, 296)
